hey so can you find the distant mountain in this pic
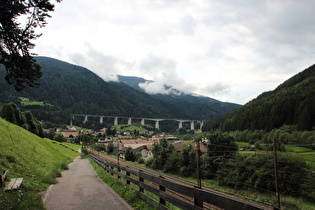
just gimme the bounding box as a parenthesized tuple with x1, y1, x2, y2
(0, 57, 241, 128)
(203, 64, 315, 131)
(117, 75, 148, 92)
(0, 57, 189, 125)
(116, 75, 241, 120)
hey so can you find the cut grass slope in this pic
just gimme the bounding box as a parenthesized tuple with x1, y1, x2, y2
(0, 117, 80, 209)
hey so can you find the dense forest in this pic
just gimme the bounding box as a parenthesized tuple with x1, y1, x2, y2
(204, 64, 315, 132)
(0, 57, 240, 128)
(117, 75, 241, 120)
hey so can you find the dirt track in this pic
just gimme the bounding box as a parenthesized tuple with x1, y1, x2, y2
(43, 157, 133, 210)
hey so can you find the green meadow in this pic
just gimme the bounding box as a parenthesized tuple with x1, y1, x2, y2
(0, 117, 80, 209)
(113, 124, 149, 132)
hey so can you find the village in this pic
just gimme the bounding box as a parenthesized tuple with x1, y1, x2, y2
(51, 122, 208, 160)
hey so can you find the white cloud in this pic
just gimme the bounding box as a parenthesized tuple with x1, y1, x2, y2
(33, 0, 315, 104)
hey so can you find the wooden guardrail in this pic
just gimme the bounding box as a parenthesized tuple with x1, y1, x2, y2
(88, 154, 272, 210)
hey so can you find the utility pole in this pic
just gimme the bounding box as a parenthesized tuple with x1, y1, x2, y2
(195, 141, 201, 188)
(116, 138, 120, 165)
(273, 138, 280, 209)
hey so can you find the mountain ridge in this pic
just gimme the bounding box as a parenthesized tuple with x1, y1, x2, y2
(0, 57, 240, 127)
(116, 75, 241, 120)
(204, 63, 315, 131)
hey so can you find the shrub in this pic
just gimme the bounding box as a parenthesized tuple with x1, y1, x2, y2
(202, 131, 238, 178)
(137, 157, 145, 164)
(81, 148, 89, 156)
(125, 147, 138, 162)
(107, 142, 114, 154)
(54, 133, 65, 142)
(145, 157, 154, 168)
(216, 154, 313, 198)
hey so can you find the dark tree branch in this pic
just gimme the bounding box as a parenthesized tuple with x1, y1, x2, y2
(0, 0, 61, 91)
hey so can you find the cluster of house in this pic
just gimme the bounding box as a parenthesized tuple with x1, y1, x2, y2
(53, 124, 209, 160)
(98, 137, 208, 160)
(53, 125, 155, 139)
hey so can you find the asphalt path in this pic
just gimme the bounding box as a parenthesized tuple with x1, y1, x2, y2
(43, 157, 133, 210)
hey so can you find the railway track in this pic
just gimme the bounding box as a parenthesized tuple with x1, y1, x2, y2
(90, 150, 272, 209)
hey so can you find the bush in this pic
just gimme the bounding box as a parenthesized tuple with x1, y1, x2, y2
(151, 139, 174, 170)
(125, 147, 141, 162)
(54, 133, 65, 142)
(137, 157, 145, 164)
(216, 154, 313, 198)
(93, 143, 106, 152)
(1, 103, 43, 137)
(202, 131, 238, 178)
(81, 148, 89, 156)
(164, 151, 181, 174)
(145, 157, 154, 168)
(179, 144, 196, 177)
(106, 142, 114, 154)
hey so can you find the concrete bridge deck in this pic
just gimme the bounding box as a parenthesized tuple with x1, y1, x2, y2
(71, 114, 205, 130)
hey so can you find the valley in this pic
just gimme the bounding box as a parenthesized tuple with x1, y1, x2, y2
(1, 57, 315, 209)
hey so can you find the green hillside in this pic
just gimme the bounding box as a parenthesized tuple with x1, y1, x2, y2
(1, 57, 221, 128)
(204, 64, 315, 132)
(0, 117, 80, 209)
(108, 81, 190, 119)
(117, 75, 241, 120)
(153, 93, 240, 120)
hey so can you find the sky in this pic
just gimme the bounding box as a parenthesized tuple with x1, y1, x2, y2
(32, 0, 315, 104)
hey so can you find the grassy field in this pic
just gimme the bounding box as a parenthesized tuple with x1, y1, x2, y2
(113, 124, 149, 132)
(236, 142, 315, 170)
(0, 117, 80, 209)
(20, 101, 45, 106)
(19, 97, 46, 106)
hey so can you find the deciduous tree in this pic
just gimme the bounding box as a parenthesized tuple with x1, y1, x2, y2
(0, 0, 61, 90)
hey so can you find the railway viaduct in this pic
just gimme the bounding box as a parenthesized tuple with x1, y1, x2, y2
(70, 114, 205, 130)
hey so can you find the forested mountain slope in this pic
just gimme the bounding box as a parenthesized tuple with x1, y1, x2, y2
(117, 75, 241, 120)
(204, 64, 315, 131)
(107, 81, 190, 119)
(0, 57, 190, 124)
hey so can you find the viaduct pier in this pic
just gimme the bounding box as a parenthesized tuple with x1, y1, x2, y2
(70, 114, 205, 130)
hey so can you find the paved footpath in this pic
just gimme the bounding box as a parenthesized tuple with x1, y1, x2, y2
(43, 157, 133, 210)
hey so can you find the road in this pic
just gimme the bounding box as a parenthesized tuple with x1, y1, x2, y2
(43, 156, 133, 210)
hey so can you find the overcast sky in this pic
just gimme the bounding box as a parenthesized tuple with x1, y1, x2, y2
(33, 0, 315, 104)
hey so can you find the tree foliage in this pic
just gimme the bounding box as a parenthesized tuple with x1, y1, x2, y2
(0, 0, 60, 90)
(216, 154, 314, 199)
(151, 138, 175, 171)
(204, 64, 315, 132)
(229, 126, 315, 147)
(106, 142, 114, 154)
(201, 131, 238, 178)
(179, 144, 196, 177)
(1, 102, 43, 137)
(77, 133, 92, 145)
(53, 133, 65, 142)
(125, 147, 141, 162)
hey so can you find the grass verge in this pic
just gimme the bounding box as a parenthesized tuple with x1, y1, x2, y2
(88, 158, 158, 210)
(0, 117, 79, 209)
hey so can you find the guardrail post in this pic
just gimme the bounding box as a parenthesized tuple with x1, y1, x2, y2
(126, 166, 130, 185)
(194, 186, 203, 208)
(110, 166, 114, 176)
(139, 170, 144, 193)
(159, 176, 166, 206)
(117, 165, 121, 179)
